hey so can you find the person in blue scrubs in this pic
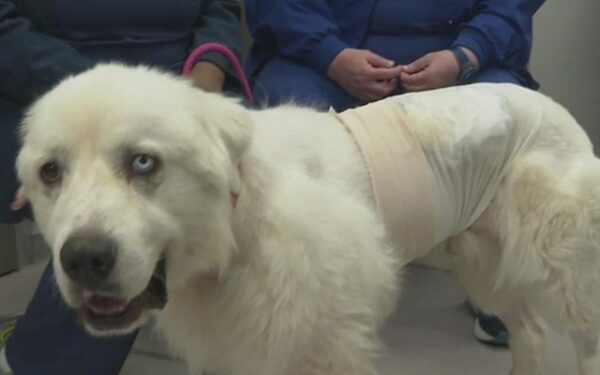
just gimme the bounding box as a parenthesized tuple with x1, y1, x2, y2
(0, 1, 241, 373)
(246, 0, 544, 111)
(245, 0, 545, 346)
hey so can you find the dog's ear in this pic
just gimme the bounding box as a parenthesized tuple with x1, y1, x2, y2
(191, 91, 253, 164)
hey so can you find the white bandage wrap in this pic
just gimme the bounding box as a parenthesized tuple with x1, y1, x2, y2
(334, 101, 436, 260)
(335, 84, 543, 260)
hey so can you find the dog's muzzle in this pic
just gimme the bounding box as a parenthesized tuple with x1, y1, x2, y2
(59, 230, 168, 333)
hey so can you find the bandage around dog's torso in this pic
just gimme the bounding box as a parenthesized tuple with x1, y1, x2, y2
(334, 84, 543, 261)
(333, 101, 436, 259)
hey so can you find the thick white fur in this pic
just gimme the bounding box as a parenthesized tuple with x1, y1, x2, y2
(16, 64, 600, 375)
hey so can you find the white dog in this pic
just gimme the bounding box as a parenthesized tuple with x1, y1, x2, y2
(16, 64, 600, 375)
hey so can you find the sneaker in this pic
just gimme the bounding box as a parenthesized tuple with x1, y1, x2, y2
(474, 314, 510, 347)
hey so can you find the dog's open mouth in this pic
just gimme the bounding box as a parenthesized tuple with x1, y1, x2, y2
(79, 259, 167, 332)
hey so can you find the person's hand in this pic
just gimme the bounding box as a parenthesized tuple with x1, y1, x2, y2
(400, 48, 479, 92)
(189, 61, 226, 92)
(327, 48, 403, 102)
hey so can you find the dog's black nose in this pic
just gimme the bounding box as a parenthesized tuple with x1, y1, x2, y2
(60, 230, 117, 289)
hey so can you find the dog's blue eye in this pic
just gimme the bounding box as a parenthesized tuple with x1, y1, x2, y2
(131, 154, 158, 175)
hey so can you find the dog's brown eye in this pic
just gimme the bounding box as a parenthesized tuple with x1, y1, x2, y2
(40, 161, 61, 184)
(131, 154, 158, 175)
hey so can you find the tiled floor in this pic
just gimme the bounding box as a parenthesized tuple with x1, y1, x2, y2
(1, 261, 576, 374)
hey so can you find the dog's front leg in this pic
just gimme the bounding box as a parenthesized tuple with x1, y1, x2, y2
(498, 303, 547, 375)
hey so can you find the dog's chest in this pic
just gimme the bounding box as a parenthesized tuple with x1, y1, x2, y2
(156, 280, 278, 375)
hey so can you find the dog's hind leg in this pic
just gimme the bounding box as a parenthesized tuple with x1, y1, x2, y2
(498, 157, 600, 375)
(448, 215, 547, 375)
(497, 303, 547, 375)
(571, 322, 600, 375)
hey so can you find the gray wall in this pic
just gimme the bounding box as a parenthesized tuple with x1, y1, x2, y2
(530, 0, 600, 146)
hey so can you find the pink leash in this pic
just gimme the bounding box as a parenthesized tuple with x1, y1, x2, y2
(182, 43, 253, 104)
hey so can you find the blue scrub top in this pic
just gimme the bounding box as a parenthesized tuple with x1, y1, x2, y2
(246, 0, 544, 87)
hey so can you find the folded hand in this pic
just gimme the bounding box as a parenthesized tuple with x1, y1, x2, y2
(327, 48, 403, 102)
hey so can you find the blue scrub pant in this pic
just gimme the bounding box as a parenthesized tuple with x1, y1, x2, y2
(252, 56, 522, 112)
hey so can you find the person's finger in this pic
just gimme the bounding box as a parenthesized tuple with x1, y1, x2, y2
(402, 80, 431, 92)
(400, 71, 431, 92)
(403, 54, 432, 74)
(369, 65, 404, 81)
(403, 84, 429, 92)
(11, 187, 29, 211)
(400, 70, 428, 85)
(364, 51, 395, 68)
(365, 79, 398, 101)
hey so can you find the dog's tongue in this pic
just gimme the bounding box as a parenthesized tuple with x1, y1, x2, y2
(85, 295, 129, 316)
